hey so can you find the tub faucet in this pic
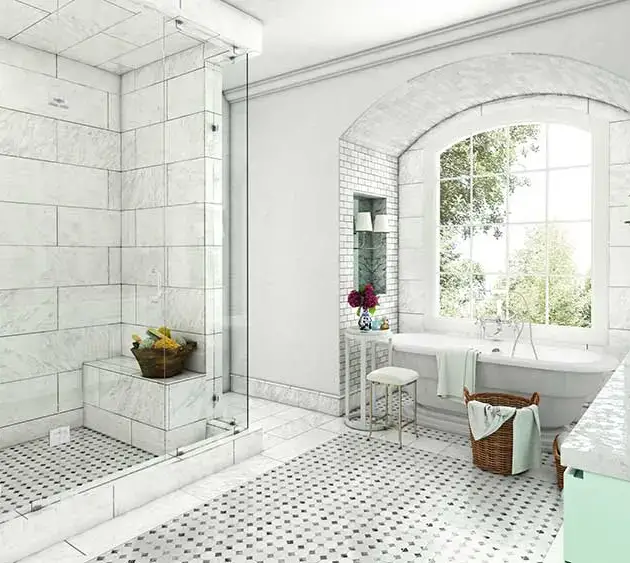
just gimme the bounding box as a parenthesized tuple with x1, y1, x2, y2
(509, 291, 539, 360)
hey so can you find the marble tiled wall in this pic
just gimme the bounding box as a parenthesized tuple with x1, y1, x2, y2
(339, 140, 398, 406)
(0, 39, 122, 447)
(118, 46, 224, 402)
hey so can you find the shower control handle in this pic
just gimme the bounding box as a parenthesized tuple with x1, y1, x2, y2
(150, 267, 163, 303)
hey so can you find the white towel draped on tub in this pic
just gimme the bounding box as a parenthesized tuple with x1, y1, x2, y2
(436, 348, 479, 402)
(467, 400, 541, 475)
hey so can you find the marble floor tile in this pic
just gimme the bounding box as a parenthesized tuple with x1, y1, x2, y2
(262, 428, 337, 461)
(261, 432, 285, 452)
(273, 405, 314, 421)
(266, 417, 314, 440)
(17, 541, 86, 563)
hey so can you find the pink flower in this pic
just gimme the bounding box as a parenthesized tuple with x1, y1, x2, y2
(364, 292, 379, 309)
(347, 290, 362, 308)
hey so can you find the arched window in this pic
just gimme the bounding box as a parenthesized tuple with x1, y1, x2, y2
(438, 123, 593, 328)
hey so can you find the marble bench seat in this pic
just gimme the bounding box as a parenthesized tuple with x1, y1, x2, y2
(83, 356, 210, 455)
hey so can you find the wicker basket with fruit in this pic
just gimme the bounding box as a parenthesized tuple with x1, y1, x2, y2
(131, 327, 197, 379)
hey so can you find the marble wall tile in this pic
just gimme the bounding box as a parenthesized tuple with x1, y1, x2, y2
(166, 204, 204, 246)
(0, 108, 56, 160)
(58, 285, 121, 329)
(399, 312, 425, 333)
(233, 428, 263, 464)
(0, 325, 113, 383)
(205, 288, 222, 334)
(0, 62, 108, 128)
(610, 164, 630, 207)
(99, 370, 165, 427)
(57, 57, 120, 94)
(84, 404, 132, 443)
(58, 369, 83, 412)
(399, 149, 424, 184)
(167, 376, 208, 429)
(610, 206, 630, 246)
(130, 419, 165, 455)
(0, 202, 56, 245)
(167, 246, 204, 288)
(0, 374, 57, 426)
(610, 287, 630, 329)
(132, 59, 163, 91)
(108, 92, 121, 132)
(0, 247, 108, 289)
(121, 210, 136, 246)
(121, 247, 165, 285)
(206, 246, 222, 289)
(610, 247, 630, 287)
(205, 157, 222, 204)
(135, 122, 164, 169)
(58, 208, 121, 246)
(108, 171, 122, 210)
(165, 287, 205, 334)
(165, 420, 207, 451)
(136, 207, 165, 247)
(57, 122, 121, 170)
(167, 69, 204, 120)
(165, 112, 204, 163)
(205, 112, 222, 159)
(121, 130, 135, 171)
(205, 203, 223, 246)
(399, 279, 426, 314)
(109, 248, 122, 284)
(0, 38, 56, 76)
(399, 247, 426, 281)
(0, 409, 82, 449)
(121, 284, 136, 324)
(0, 288, 57, 337)
(165, 45, 203, 80)
(167, 158, 205, 205)
(610, 121, 630, 165)
(0, 155, 109, 208)
(122, 165, 165, 209)
(122, 82, 164, 131)
(83, 365, 100, 406)
(205, 64, 222, 115)
(134, 285, 164, 328)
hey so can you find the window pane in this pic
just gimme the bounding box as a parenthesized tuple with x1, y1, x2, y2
(471, 226, 506, 274)
(508, 224, 547, 275)
(548, 124, 591, 168)
(440, 274, 472, 319)
(440, 178, 470, 225)
(548, 168, 591, 221)
(472, 175, 507, 225)
(507, 276, 547, 325)
(547, 223, 591, 276)
(473, 274, 509, 318)
(440, 226, 471, 270)
(508, 172, 546, 223)
(549, 277, 591, 327)
(510, 124, 545, 172)
(473, 128, 509, 176)
(440, 138, 470, 178)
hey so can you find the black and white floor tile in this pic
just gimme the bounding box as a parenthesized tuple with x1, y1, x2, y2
(89, 432, 562, 563)
(0, 427, 155, 515)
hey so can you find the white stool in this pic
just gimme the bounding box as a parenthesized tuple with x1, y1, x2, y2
(367, 366, 419, 448)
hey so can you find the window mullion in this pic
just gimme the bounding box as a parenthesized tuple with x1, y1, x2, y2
(544, 123, 550, 325)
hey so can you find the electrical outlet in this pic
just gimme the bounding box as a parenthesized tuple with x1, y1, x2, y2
(49, 426, 71, 447)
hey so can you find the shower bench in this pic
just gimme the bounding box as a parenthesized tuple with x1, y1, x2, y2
(82, 356, 210, 455)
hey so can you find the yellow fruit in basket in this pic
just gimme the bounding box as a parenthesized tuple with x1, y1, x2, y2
(153, 336, 181, 350)
(157, 326, 171, 338)
(131, 333, 142, 343)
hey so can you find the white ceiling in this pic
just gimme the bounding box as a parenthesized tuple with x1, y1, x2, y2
(0, 0, 214, 74)
(224, 0, 540, 85)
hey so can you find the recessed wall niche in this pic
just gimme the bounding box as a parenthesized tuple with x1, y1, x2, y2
(354, 195, 387, 295)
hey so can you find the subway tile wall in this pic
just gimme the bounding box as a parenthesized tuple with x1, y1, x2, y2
(0, 38, 122, 446)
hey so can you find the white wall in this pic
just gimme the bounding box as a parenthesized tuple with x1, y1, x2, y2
(0, 39, 122, 446)
(229, 1, 630, 398)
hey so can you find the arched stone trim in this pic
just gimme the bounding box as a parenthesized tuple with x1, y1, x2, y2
(341, 53, 630, 156)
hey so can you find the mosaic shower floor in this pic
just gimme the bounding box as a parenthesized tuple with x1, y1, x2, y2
(0, 427, 155, 515)
(89, 432, 562, 563)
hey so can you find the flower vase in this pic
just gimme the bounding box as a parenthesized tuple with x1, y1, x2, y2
(358, 308, 373, 331)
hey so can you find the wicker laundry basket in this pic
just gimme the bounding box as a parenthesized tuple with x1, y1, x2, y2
(131, 341, 197, 379)
(464, 387, 540, 476)
(553, 434, 567, 490)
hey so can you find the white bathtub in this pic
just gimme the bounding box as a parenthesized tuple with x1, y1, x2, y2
(392, 332, 618, 443)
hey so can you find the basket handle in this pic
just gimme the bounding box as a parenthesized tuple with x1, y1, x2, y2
(463, 387, 472, 404)
(530, 392, 540, 406)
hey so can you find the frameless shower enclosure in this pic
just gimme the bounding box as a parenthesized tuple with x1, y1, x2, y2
(0, 0, 250, 522)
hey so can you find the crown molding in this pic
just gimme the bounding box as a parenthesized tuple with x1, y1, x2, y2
(224, 0, 624, 103)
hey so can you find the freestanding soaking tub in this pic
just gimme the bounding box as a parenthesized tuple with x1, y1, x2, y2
(391, 332, 618, 447)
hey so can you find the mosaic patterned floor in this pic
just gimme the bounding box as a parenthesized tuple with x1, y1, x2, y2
(0, 427, 155, 515)
(90, 432, 562, 563)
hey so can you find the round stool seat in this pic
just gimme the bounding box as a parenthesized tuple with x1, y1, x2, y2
(367, 366, 419, 386)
